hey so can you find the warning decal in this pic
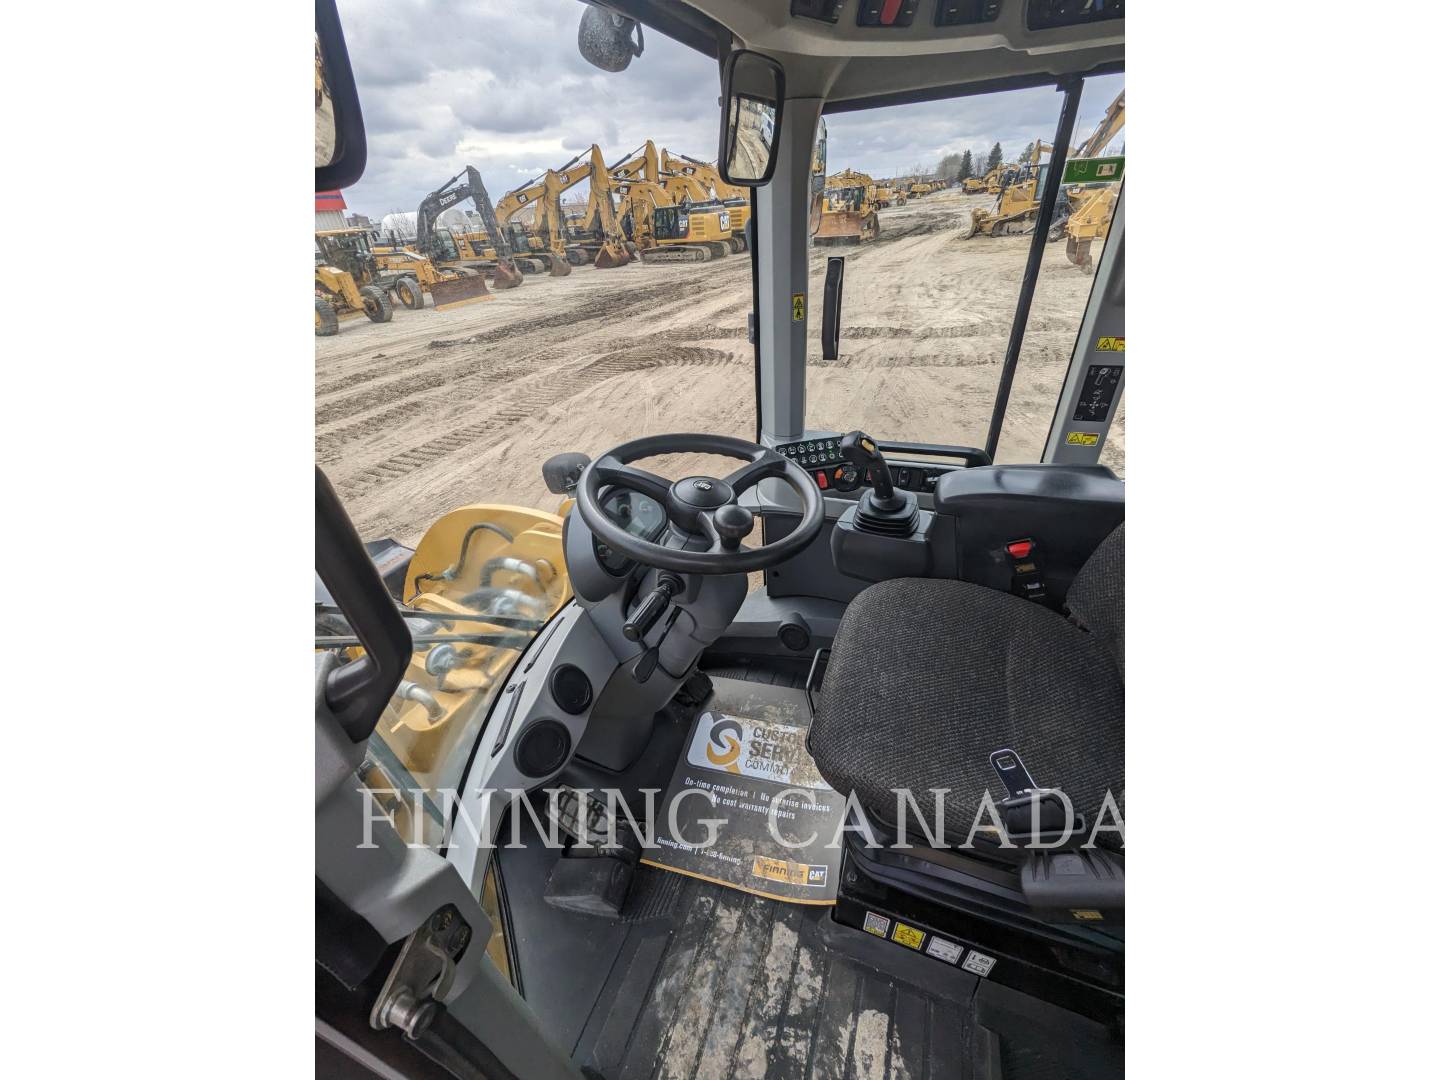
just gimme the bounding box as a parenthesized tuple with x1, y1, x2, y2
(1095, 336, 1125, 352)
(863, 912, 891, 938)
(1066, 432, 1100, 446)
(891, 922, 925, 950)
(962, 951, 997, 977)
(926, 937, 964, 965)
(792, 293, 806, 321)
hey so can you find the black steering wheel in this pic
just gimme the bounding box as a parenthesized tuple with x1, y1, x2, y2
(575, 433, 823, 574)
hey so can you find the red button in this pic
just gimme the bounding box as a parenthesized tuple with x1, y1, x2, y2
(815, 469, 828, 489)
(880, 0, 904, 24)
(1006, 540, 1034, 559)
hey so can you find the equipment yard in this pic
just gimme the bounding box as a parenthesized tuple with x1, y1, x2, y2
(317, 189, 1124, 545)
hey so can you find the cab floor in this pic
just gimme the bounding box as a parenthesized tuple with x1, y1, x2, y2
(496, 656, 1120, 1079)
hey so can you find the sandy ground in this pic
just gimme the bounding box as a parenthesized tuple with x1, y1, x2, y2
(317, 190, 1123, 545)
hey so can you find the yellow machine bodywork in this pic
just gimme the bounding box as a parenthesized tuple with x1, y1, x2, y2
(961, 143, 1057, 239)
(314, 236, 394, 336)
(366, 504, 571, 792)
(659, 149, 751, 249)
(1063, 90, 1125, 272)
(816, 169, 880, 245)
(370, 244, 493, 310)
(614, 178, 735, 261)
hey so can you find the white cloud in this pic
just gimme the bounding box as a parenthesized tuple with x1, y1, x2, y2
(335, 0, 1124, 216)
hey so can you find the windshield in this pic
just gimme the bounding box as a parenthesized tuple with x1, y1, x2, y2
(805, 75, 1125, 472)
(319, 0, 757, 547)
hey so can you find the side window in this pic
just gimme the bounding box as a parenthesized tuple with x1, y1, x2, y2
(804, 74, 1124, 472)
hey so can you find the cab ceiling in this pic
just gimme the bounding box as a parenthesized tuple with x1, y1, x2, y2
(610, 0, 1123, 105)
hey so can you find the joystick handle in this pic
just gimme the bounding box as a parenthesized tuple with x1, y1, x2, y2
(839, 430, 896, 503)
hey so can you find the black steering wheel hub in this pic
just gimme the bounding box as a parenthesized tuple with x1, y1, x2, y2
(575, 433, 824, 575)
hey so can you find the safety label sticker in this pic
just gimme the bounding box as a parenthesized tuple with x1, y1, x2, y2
(863, 912, 891, 938)
(792, 293, 806, 321)
(1065, 432, 1100, 446)
(751, 856, 829, 888)
(1095, 336, 1125, 352)
(925, 937, 964, 965)
(891, 922, 925, 950)
(687, 711, 832, 790)
(962, 951, 997, 977)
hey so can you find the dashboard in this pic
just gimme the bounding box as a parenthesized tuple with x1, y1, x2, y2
(773, 435, 967, 496)
(595, 488, 668, 573)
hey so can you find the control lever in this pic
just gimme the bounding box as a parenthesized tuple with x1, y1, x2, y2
(839, 430, 901, 510)
(623, 574, 682, 642)
(633, 607, 683, 684)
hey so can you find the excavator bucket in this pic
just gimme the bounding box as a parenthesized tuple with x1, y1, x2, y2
(549, 256, 572, 278)
(489, 261, 524, 290)
(592, 242, 632, 269)
(428, 272, 492, 310)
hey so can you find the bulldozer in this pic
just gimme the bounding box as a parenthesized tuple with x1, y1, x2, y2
(959, 142, 1063, 239)
(815, 169, 880, 245)
(963, 163, 1007, 195)
(1064, 90, 1125, 273)
(414, 166, 525, 294)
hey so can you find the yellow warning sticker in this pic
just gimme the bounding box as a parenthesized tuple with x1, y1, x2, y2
(1065, 432, 1099, 447)
(1071, 909, 1105, 922)
(792, 293, 806, 321)
(751, 856, 829, 888)
(891, 922, 925, 950)
(1096, 336, 1125, 352)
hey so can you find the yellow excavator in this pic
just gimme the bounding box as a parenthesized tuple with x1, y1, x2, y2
(963, 163, 1007, 195)
(1063, 90, 1125, 272)
(495, 173, 578, 278)
(531, 145, 634, 269)
(603, 142, 737, 260)
(815, 169, 880, 245)
(658, 148, 750, 250)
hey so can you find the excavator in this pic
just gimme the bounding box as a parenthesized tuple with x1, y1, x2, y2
(495, 173, 579, 278)
(602, 141, 737, 259)
(525, 145, 634, 269)
(658, 148, 750, 250)
(815, 168, 881, 244)
(413, 166, 525, 293)
(963, 162, 1008, 195)
(1064, 90, 1126, 272)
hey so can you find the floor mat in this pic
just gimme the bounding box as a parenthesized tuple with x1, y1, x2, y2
(642, 676, 845, 905)
(577, 873, 977, 1080)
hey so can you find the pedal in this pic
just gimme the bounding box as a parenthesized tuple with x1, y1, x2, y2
(674, 670, 713, 710)
(544, 853, 635, 918)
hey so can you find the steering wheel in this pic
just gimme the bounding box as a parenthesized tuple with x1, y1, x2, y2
(575, 433, 823, 574)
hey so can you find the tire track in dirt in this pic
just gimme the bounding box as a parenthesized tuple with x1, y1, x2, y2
(335, 345, 735, 498)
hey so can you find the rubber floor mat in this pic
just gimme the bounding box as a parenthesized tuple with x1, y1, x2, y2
(577, 873, 975, 1080)
(641, 677, 845, 904)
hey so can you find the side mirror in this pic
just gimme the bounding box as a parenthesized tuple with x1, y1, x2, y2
(315, 0, 367, 193)
(718, 50, 785, 187)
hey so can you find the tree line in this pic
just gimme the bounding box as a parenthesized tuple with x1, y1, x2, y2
(909, 142, 1009, 182)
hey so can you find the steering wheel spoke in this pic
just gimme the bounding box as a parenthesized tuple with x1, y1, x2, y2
(724, 448, 786, 493)
(592, 455, 672, 502)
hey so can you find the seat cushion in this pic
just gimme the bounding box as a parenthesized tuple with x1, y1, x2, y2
(1066, 523, 1125, 677)
(811, 578, 1124, 846)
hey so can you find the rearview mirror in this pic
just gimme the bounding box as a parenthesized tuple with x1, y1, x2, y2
(718, 50, 785, 187)
(315, 0, 367, 192)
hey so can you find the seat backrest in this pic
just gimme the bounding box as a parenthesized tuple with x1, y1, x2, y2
(1066, 522, 1124, 677)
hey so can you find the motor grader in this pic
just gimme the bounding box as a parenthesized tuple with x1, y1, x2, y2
(314, 228, 393, 336)
(815, 168, 880, 244)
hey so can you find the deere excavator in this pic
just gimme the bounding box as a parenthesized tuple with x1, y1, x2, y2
(1064, 90, 1126, 272)
(314, 228, 394, 335)
(414, 166, 525, 293)
(815, 168, 881, 244)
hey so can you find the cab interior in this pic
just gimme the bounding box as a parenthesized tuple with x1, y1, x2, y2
(316, 2, 1126, 1077)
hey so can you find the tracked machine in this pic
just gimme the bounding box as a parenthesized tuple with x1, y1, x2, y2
(415, 166, 525, 294)
(815, 168, 880, 244)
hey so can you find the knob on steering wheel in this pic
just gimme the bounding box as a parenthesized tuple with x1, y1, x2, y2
(575, 433, 824, 575)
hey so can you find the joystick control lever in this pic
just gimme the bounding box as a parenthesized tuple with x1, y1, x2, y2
(840, 431, 901, 510)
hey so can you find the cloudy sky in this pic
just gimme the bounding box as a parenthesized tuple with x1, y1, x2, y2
(338, 0, 1123, 219)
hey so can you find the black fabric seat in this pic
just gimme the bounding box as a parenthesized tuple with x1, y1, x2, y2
(810, 524, 1124, 846)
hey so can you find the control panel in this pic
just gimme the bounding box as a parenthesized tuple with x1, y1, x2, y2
(775, 436, 960, 495)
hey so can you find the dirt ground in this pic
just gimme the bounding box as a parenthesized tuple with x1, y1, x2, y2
(316, 190, 1123, 545)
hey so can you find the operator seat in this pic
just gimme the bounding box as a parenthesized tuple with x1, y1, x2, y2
(810, 524, 1124, 848)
